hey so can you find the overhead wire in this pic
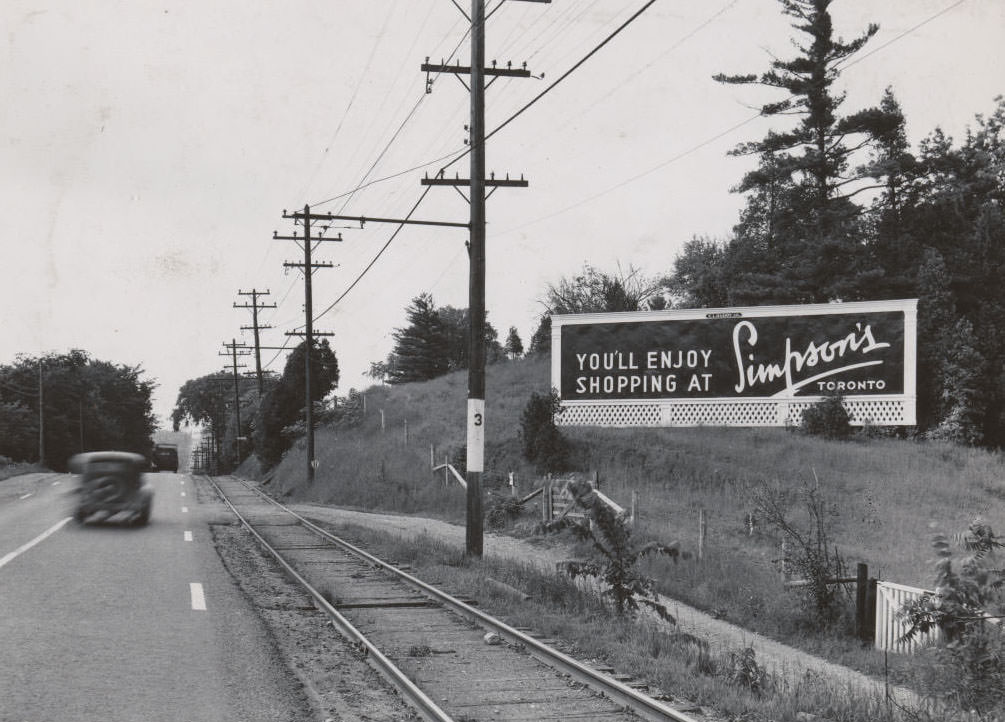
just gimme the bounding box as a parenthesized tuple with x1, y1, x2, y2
(307, 0, 660, 326)
(837, 0, 969, 71)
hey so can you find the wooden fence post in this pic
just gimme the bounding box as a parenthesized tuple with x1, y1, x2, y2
(698, 508, 707, 562)
(630, 491, 638, 525)
(430, 444, 435, 469)
(380, 409, 385, 432)
(855, 562, 869, 641)
(781, 538, 790, 582)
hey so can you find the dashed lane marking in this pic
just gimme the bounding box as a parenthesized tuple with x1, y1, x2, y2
(182, 506, 188, 513)
(0, 517, 73, 571)
(19, 493, 32, 500)
(190, 583, 206, 611)
(51, 480, 61, 486)
(184, 531, 193, 542)
(181, 491, 186, 497)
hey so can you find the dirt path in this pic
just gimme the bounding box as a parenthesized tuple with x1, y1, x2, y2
(291, 502, 920, 710)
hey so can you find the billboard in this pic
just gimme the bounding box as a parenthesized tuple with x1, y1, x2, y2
(551, 299, 917, 428)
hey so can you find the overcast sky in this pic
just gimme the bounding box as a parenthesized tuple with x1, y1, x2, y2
(2, 0, 1002, 426)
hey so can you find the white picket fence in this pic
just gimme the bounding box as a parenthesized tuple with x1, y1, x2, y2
(875, 580, 940, 654)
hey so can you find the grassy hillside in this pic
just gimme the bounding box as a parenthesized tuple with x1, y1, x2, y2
(263, 355, 1004, 671)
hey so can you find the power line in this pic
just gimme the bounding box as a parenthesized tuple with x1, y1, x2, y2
(838, 0, 970, 71)
(306, 0, 660, 324)
(312, 185, 435, 322)
(496, 111, 763, 237)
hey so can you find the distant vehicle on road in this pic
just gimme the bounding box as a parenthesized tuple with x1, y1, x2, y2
(151, 443, 179, 473)
(70, 451, 153, 526)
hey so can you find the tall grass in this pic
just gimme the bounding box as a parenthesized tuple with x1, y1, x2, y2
(263, 355, 1004, 682)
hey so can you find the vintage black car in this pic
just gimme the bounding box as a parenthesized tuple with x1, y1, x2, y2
(151, 443, 179, 472)
(70, 451, 153, 526)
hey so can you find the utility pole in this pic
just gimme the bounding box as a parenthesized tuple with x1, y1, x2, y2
(313, 0, 542, 559)
(38, 360, 44, 468)
(301, 0, 542, 553)
(220, 340, 251, 463)
(276, 206, 338, 483)
(423, 0, 540, 556)
(234, 289, 276, 396)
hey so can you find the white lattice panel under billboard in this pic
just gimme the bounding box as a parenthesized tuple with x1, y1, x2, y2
(551, 300, 917, 429)
(557, 397, 913, 428)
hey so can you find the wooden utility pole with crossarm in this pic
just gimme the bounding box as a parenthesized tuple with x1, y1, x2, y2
(234, 289, 276, 396)
(276, 206, 338, 484)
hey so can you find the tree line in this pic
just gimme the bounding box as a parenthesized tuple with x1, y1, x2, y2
(0, 350, 157, 471)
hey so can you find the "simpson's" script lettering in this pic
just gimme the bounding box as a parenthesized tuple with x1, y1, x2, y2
(732, 320, 890, 395)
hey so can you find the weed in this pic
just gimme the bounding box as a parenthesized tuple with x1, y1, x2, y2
(900, 520, 1005, 717)
(725, 647, 773, 696)
(754, 473, 850, 627)
(551, 479, 680, 620)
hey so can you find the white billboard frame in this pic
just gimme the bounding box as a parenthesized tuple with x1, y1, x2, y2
(550, 299, 917, 428)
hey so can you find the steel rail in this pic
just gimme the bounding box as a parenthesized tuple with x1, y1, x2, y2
(204, 476, 454, 722)
(216, 476, 701, 722)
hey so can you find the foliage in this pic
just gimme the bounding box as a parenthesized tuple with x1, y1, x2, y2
(542, 262, 664, 315)
(900, 521, 1005, 717)
(484, 491, 525, 530)
(527, 314, 551, 356)
(0, 350, 156, 470)
(665, 236, 729, 308)
(724, 647, 774, 697)
(518, 390, 568, 473)
(252, 339, 339, 467)
(503, 326, 524, 359)
(320, 389, 365, 429)
(800, 394, 852, 440)
(754, 475, 849, 625)
(436, 304, 505, 372)
(366, 359, 393, 384)
(172, 373, 229, 432)
(551, 479, 680, 619)
(388, 294, 448, 384)
(0, 401, 37, 462)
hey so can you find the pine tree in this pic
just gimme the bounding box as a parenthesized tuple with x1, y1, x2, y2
(388, 294, 449, 384)
(714, 0, 900, 302)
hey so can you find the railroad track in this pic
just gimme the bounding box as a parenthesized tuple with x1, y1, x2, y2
(207, 476, 704, 722)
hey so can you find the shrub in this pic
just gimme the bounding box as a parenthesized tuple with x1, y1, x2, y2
(900, 520, 1005, 717)
(753, 475, 850, 627)
(484, 492, 524, 529)
(519, 390, 569, 473)
(801, 394, 851, 440)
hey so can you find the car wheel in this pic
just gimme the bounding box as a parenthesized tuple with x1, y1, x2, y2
(134, 504, 150, 527)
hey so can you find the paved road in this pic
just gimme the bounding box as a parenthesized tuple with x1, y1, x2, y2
(0, 472, 311, 722)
